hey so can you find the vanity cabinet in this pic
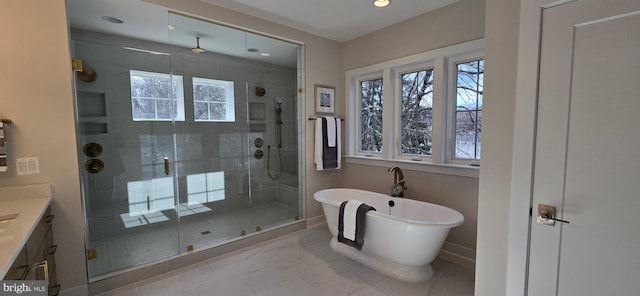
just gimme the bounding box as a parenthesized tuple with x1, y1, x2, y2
(2, 206, 59, 296)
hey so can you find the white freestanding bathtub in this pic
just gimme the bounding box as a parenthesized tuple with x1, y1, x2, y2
(314, 188, 464, 282)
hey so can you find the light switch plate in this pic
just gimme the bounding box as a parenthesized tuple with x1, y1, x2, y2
(16, 157, 39, 175)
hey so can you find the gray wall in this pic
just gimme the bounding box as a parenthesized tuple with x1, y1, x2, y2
(340, 0, 485, 258)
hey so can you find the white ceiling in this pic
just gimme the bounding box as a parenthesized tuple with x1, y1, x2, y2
(202, 0, 460, 42)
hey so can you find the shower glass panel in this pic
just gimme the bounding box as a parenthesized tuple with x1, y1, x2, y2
(72, 38, 182, 279)
(69, 0, 301, 281)
(167, 13, 301, 250)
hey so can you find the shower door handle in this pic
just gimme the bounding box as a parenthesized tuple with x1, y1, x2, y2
(164, 157, 170, 176)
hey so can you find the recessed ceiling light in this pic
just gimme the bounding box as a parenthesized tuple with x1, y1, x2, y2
(373, 0, 391, 8)
(260, 52, 271, 57)
(102, 16, 124, 24)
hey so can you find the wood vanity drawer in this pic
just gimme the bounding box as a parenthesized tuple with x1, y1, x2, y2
(3, 247, 28, 280)
(2, 205, 58, 294)
(25, 207, 52, 261)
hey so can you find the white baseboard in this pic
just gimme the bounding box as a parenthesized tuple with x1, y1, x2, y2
(306, 215, 326, 227)
(438, 248, 476, 271)
(442, 241, 476, 260)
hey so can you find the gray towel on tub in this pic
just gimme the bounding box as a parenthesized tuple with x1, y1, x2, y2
(338, 200, 376, 250)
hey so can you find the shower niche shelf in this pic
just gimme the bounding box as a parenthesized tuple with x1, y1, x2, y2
(79, 122, 108, 135)
(249, 102, 266, 121)
(77, 91, 107, 117)
(77, 91, 108, 135)
(250, 124, 266, 132)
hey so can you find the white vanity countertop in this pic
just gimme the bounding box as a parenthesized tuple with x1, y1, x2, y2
(0, 184, 52, 279)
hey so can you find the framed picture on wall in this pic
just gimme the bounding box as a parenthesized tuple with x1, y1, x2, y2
(315, 84, 335, 114)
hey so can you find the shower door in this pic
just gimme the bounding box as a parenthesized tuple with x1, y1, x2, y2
(168, 13, 302, 250)
(73, 38, 183, 279)
(168, 14, 254, 250)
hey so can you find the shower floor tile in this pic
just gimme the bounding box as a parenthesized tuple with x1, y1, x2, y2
(88, 202, 298, 278)
(96, 226, 475, 296)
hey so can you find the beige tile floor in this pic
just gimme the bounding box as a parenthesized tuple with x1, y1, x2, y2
(97, 226, 475, 296)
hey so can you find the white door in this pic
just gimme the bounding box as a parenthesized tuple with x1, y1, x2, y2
(528, 0, 640, 295)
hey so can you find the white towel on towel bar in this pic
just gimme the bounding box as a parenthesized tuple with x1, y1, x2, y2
(314, 117, 341, 171)
(314, 118, 323, 170)
(326, 116, 336, 147)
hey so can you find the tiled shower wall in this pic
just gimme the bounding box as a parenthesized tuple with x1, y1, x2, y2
(71, 29, 298, 242)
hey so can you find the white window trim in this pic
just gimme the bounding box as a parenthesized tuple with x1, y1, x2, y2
(354, 71, 384, 157)
(447, 52, 485, 165)
(393, 61, 436, 162)
(130, 70, 185, 122)
(345, 39, 484, 177)
(192, 77, 235, 122)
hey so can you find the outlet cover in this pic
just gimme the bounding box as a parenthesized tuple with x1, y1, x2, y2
(16, 157, 40, 175)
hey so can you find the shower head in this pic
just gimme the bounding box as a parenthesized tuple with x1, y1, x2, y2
(191, 36, 205, 53)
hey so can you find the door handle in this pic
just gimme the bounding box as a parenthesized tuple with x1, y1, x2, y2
(537, 204, 570, 226)
(164, 157, 169, 176)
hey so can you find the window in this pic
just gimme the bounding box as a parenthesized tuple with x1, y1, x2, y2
(130, 70, 185, 121)
(346, 39, 484, 166)
(359, 78, 383, 153)
(192, 77, 235, 122)
(454, 59, 483, 160)
(400, 69, 434, 157)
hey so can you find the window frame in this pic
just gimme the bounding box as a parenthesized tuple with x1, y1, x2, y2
(345, 39, 484, 171)
(355, 71, 385, 157)
(129, 70, 185, 122)
(446, 52, 485, 165)
(393, 62, 436, 162)
(192, 77, 236, 122)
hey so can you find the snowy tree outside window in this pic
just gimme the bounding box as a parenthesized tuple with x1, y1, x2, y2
(360, 78, 383, 153)
(192, 77, 235, 122)
(130, 70, 184, 121)
(346, 39, 483, 166)
(400, 69, 434, 156)
(454, 59, 483, 160)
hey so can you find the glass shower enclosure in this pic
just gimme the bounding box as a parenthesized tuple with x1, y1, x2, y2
(69, 2, 302, 280)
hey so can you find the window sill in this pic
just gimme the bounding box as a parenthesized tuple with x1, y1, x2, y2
(344, 155, 479, 178)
